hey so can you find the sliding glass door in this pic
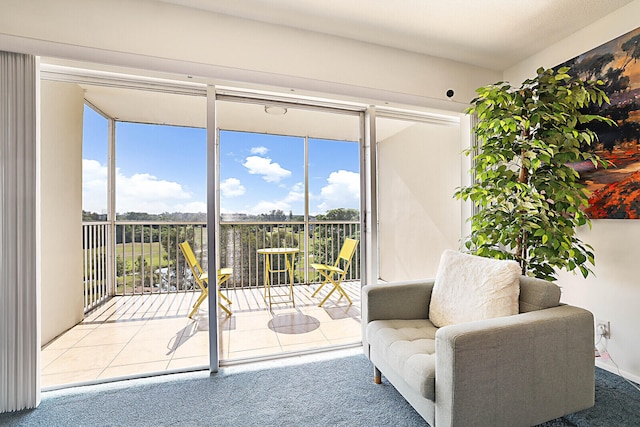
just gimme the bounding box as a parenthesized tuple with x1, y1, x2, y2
(41, 63, 466, 386)
(376, 112, 463, 282)
(213, 96, 363, 363)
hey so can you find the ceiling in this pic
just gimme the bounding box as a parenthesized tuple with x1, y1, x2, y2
(53, 0, 634, 138)
(78, 82, 427, 142)
(158, 0, 634, 71)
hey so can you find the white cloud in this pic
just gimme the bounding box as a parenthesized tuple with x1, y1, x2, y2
(250, 200, 291, 215)
(248, 182, 305, 215)
(175, 201, 208, 213)
(243, 156, 291, 183)
(82, 159, 206, 214)
(250, 146, 268, 155)
(220, 177, 246, 197)
(82, 159, 108, 214)
(316, 170, 360, 213)
(285, 182, 305, 203)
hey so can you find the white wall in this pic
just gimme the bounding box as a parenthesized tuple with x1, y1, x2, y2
(378, 120, 463, 281)
(40, 80, 84, 345)
(504, 0, 640, 381)
(0, 0, 499, 112)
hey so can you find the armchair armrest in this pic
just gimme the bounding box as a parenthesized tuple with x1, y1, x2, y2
(435, 305, 595, 427)
(362, 279, 435, 323)
(361, 279, 434, 357)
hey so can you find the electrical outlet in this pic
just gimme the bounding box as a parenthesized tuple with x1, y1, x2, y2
(596, 320, 610, 339)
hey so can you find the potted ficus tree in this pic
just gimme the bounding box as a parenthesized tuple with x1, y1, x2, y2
(455, 66, 616, 280)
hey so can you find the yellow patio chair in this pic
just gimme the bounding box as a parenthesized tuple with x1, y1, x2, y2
(179, 241, 232, 318)
(311, 238, 359, 307)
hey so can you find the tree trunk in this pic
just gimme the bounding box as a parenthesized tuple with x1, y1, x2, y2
(515, 146, 529, 275)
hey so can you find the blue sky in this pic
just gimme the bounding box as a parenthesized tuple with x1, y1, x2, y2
(82, 105, 360, 216)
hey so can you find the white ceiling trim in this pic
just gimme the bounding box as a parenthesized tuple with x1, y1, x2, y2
(40, 64, 207, 97)
(41, 64, 462, 129)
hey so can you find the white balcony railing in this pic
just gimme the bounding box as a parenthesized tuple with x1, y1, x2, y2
(82, 221, 111, 313)
(82, 220, 360, 313)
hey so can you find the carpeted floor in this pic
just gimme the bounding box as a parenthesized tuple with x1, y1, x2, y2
(1, 353, 638, 426)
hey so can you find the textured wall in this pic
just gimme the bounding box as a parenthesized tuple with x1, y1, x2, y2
(40, 80, 84, 346)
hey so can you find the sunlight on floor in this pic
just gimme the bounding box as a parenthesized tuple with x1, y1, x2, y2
(41, 282, 362, 389)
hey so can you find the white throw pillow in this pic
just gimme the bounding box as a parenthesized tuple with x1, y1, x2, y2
(429, 250, 521, 328)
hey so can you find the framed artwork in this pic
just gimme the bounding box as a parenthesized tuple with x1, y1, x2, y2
(560, 27, 640, 219)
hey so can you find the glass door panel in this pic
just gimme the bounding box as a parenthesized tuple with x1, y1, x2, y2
(308, 138, 361, 283)
(216, 98, 362, 362)
(376, 115, 462, 282)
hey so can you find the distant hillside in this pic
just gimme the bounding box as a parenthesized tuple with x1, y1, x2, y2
(83, 211, 207, 222)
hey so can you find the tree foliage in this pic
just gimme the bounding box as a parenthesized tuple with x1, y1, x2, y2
(259, 209, 287, 222)
(83, 210, 106, 221)
(315, 208, 360, 221)
(455, 67, 616, 280)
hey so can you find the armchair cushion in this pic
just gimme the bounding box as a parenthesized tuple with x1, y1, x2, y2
(429, 250, 521, 327)
(367, 319, 438, 400)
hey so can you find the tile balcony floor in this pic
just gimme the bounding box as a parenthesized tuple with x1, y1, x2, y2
(41, 281, 362, 389)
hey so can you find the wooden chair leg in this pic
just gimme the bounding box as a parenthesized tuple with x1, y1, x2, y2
(374, 366, 382, 384)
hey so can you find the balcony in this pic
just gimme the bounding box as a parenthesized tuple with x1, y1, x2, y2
(41, 220, 361, 388)
(33, 69, 469, 391)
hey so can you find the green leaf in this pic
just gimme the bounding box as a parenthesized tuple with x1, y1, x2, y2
(457, 66, 614, 280)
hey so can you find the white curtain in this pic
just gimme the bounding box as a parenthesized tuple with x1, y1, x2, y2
(0, 51, 40, 413)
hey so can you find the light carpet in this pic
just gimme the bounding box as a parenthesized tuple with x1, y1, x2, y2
(1, 353, 638, 426)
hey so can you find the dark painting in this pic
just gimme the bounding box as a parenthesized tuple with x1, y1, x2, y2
(560, 27, 640, 219)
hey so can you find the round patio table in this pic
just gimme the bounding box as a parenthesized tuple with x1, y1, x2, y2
(257, 247, 299, 309)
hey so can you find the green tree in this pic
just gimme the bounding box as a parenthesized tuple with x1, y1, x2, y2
(456, 67, 615, 280)
(116, 255, 124, 277)
(312, 208, 360, 266)
(260, 210, 287, 221)
(315, 208, 360, 221)
(82, 210, 105, 221)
